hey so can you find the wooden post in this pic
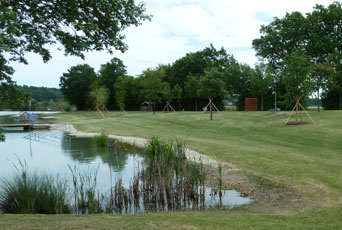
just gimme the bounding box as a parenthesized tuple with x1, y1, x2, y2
(210, 98, 213, 120)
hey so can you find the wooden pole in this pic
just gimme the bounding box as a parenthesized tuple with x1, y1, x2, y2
(285, 102, 298, 125)
(210, 98, 213, 120)
(97, 106, 105, 118)
(298, 102, 315, 123)
(212, 103, 220, 113)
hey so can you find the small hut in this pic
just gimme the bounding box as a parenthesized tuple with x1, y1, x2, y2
(141, 101, 155, 112)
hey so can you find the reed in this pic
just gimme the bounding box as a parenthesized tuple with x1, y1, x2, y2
(0, 161, 70, 214)
(68, 165, 102, 214)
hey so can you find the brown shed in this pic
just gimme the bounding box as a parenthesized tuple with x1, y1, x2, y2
(245, 98, 258, 111)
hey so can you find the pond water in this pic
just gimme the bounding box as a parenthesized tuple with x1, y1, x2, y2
(0, 115, 251, 213)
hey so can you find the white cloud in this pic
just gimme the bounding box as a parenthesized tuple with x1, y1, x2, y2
(10, 0, 335, 87)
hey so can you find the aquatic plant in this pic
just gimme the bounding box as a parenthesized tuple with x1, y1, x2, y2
(94, 133, 109, 147)
(103, 137, 208, 213)
(68, 165, 102, 214)
(0, 161, 70, 214)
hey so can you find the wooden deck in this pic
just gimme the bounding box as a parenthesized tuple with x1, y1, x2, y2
(0, 124, 51, 130)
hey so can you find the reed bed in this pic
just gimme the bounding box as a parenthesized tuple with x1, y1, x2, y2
(0, 161, 70, 214)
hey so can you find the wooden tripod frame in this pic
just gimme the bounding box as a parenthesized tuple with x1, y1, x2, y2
(96, 105, 109, 118)
(120, 105, 126, 113)
(285, 97, 315, 125)
(162, 101, 176, 112)
(203, 98, 220, 113)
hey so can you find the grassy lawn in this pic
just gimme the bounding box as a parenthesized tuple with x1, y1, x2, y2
(1, 110, 342, 229)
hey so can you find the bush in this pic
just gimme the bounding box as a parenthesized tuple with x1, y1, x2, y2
(94, 133, 109, 147)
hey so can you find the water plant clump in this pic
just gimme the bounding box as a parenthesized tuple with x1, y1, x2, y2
(104, 137, 208, 213)
(94, 133, 109, 147)
(68, 165, 103, 214)
(0, 161, 70, 214)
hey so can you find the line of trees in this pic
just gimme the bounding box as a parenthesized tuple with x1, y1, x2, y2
(60, 40, 342, 113)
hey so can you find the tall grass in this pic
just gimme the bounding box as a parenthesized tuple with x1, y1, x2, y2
(68, 165, 103, 214)
(0, 161, 70, 214)
(104, 137, 208, 213)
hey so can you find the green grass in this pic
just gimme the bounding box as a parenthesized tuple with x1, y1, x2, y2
(2, 110, 342, 229)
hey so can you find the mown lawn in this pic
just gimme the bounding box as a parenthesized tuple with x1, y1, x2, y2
(1, 110, 341, 229)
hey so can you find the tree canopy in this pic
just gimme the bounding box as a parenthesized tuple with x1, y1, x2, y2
(0, 0, 150, 106)
(59, 64, 97, 110)
(252, 2, 342, 66)
(97, 58, 127, 109)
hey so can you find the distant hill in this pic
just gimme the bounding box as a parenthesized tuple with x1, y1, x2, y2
(19, 85, 62, 102)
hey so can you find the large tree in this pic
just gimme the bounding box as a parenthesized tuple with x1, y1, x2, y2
(140, 67, 167, 115)
(252, 2, 342, 110)
(251, 62, 274, 111)
(199, 68, 226, 120)
(0, 0, 150, 104)
(326, 50, 342, 110)
(184, 75, 200, 111)
(114, 75, 141, 110)
(172, 84, 183, 111)
(280, 51, 313, 109)
(97, 58, 127, 109)
(59, 64, 97, 110)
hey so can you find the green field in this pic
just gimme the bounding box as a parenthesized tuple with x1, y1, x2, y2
(1, 110, 342, 229)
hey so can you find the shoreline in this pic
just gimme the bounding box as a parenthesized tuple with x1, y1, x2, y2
(61, 123, 258, 198)
(65, 123, 232, 169)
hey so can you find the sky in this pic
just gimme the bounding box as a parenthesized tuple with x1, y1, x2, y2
(10, 0, 334, 88)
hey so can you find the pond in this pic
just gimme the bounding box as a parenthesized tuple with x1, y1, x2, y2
(0, 115, 251, 214)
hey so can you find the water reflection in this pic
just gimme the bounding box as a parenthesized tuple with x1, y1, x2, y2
(61, 137, 143, 172)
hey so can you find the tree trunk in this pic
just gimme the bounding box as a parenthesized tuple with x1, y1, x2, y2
(261, 94, 264, 111)
(317, 88, 320, 112)
(210, 98, 213, 121)
(195, 99, 197, 111)
(340, 93, 342, 110)
(153, 103, 156, 115)
(178, 100, 181, 111)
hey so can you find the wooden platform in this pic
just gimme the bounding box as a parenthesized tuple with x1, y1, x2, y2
(0, 124, 51, 130)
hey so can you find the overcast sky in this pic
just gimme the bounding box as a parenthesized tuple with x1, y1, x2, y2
(10, 0, 334, 88)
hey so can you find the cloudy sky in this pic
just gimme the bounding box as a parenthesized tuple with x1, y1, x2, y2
(10, 0, 334, 88)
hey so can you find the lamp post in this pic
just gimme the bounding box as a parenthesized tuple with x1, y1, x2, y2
(272, 91, 277, 112)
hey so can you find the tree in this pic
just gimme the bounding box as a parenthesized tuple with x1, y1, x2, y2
(172, 84, 183, 111)
(140, 68, 167, 115)
(280, 51, 313, 109)
(0, 0, 150, 104)
(114, 75, 134, 111)
(252, 2, 342, 110)
(199, 68, 226, 120)
(59, 64, 97, 110)
(98, 58, 127, 109)
(166, 44, 233, 88)
(184, 75, 200, 111)
(252, 11, 308, 68)
(0, 54, 28, 108)
(251, 62, 274, 111)
(0, 133, 4, 142)
(312, 63, 331, 111)
(90, 86, 109, 116)
(326, 50, 342, 110)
